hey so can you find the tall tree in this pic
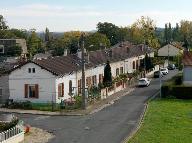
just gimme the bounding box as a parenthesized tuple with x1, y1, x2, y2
(97, 22, 120, 45)
(27, 29, 44, 57)
(103, 61, 112, 87)
(130, 16, 160, 48)
(85, 32, 110, 51)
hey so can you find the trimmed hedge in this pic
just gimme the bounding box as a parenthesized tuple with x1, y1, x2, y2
(172, 86, 192, 99)
(161, 73, 192, 99)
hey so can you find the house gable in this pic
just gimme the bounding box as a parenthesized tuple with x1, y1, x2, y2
(9, 62, 56, 79)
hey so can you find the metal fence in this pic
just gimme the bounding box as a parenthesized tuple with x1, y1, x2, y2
(0, 121, 24, 143)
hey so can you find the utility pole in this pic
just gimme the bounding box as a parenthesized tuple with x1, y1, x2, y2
(81, 33, 87, 109)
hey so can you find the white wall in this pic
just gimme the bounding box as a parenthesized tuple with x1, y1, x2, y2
(55, 73, 77, 103)
(183, 66, 192, 85)
(158, 44, 182, 57)
(9, 63, 56, 103)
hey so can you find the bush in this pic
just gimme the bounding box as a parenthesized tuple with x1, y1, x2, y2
(8, 101, 32, 110)
(0, 117, 19, 132)
(175, 75, 182, 85)
(172, 86, 192, 99)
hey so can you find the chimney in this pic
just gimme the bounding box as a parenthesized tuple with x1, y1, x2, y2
(77, 49, 82, 59)
(85, 52, 90, 63)
(126, 46, 130, 53)
(63, 49, 68, 56)
(140, 45, 144, 51)
(108, 49, 112, 58)
(77, 48, 87, 59)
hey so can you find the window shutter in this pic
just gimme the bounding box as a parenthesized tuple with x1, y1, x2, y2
(24, 84, 28, 98)
(35, 84, 39, 98)
(62, 83, 64, 96)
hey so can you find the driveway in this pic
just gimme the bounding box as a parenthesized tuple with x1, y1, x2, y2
(12, 70, 178, 143)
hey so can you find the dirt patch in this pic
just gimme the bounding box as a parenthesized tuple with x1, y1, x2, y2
(24, 127, 54, 143)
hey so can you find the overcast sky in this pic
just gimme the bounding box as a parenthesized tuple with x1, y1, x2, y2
(1, 0, 192, 32)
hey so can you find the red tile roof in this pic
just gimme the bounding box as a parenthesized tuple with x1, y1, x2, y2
(183, 51, 192, 66)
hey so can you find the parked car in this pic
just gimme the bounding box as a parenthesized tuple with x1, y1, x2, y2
(168, 64, 176, 70)
(154, 71, 164, 78)
(138, 78, 150, 87)
(160, 68, 168, 75)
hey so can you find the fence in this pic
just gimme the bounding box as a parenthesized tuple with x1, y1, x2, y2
(0, 121, 24, 143)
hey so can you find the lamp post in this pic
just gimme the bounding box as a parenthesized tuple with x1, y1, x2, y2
(80, 33, 87, 110)
(159, 65, 162, 98)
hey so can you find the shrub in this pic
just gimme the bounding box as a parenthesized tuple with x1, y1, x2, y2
(8, 101, 32, 110)
(172, 86, 192, 99)
(0, 117, 19, 132)
(174, 75, 182, 85)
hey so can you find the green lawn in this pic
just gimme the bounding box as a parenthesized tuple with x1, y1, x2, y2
(128, 99, 192, 143)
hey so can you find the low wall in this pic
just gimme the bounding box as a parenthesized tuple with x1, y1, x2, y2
(101, 82, 125, 99)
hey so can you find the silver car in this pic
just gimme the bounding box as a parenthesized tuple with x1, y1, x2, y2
(138, 78, 150, 87)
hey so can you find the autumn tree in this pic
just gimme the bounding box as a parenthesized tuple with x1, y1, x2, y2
(130, 16, 160, 48)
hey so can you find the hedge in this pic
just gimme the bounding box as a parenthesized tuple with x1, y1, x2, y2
(172, 86, 192, 99)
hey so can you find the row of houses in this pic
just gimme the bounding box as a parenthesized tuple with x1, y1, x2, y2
(0, 41, 154, 104)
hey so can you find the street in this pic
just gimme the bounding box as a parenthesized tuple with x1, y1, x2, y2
(12, 70, 178, 143)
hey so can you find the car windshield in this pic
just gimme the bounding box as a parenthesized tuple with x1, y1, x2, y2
(139, 79, 146, 82)
(161, 69, 166, 71)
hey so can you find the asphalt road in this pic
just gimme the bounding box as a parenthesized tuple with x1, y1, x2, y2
(13, 70, 178, 143)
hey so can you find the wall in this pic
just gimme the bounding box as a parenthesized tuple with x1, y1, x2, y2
(158, 44, 182, 57)
(9, 63, 56, 103)
(183, 66, 192, 85)
(0, 75, 9, 105)
(55, 73, 77, 103)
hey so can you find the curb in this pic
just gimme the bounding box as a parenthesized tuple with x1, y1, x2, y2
(0, 88, 135, 116)
(122, 90, 160, 143)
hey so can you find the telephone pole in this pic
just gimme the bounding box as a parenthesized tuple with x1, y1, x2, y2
(81, 33, 87, 109)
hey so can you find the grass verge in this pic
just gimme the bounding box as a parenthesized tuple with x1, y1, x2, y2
(128, 99, 192, 143)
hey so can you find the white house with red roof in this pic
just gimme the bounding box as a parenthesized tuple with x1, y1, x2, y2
(8, 42, 154, 103)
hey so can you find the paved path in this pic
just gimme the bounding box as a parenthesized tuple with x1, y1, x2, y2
(7, 70, 178, 143)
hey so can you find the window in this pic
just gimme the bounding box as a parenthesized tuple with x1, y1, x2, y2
(120, 67, 124, 74)
(116, 68, 119, 76)
(0, 88, 2, 96)
(86, 77, 92, 87)
(78, 79, 82, 94)
(0, 45, 4, 53)
(92, 75, 97, 86)
(133, 61, 136, 69)
(25, 84, 39, 98)
(32, 68, 35, 73)
(69, 80, 72, 94)
(58, 83, 64, 97)
(28, 68, 31, 73)
(99, 74, 103, 83)
(136, 60, 139, 70)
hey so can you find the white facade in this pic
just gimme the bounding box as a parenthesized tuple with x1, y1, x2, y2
(183, 66, 192, 85)
(158, 44, 183, 57)
(9, 50, 154, 103)
(9, 63, 77, 103)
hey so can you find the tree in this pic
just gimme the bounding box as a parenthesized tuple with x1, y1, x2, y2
(130, 16, 160, 48)
(0, 15, 8, 30)
(85, 32, 110, 51)
(97, 22, 121, 45)
(103, 61, 112, 87)
(27, 29, 44, 57)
